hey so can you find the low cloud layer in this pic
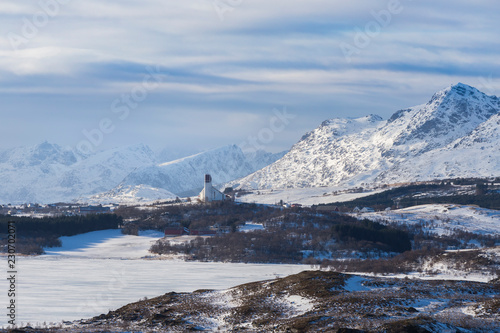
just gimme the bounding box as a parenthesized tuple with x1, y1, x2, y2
(1, 0, 499, 153)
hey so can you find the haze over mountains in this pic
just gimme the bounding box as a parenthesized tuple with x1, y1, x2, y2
(1, 83, 499, 204)
(233, 83, 500, 190)
(0, 143, 157, 204)
(0, 143, 284, 204)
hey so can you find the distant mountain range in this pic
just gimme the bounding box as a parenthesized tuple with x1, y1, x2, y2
(101, 145, 286, 200)
(2, 83, 498, 204)
(0, 142, 157, 204)
(0, 142, 285, 204)
(232, 83, 500, 190)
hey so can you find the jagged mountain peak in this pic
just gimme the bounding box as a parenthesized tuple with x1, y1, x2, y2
(426, 82, 498, 114)
(0, 140, 283, 204)
(382, 82, 500, 151)
(0, 142, 158, 204)
(234, 84, 500, 190)
(1, 141, 78, 167)
(121, 144, 256, 196)
(93, 143, 156, 162)
(430, 82, 481, 101)
(32, 140, 60, 153)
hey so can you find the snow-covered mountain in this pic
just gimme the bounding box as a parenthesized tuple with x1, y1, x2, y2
(0, 142, 157, 204)
(234, 83, 500, 190)
(0, 142, 282, 204)
(4, 83, 496, 203)
(86, 185, 178, 204)
(244, 150, 288, 172)
(115, 145, 275, 197)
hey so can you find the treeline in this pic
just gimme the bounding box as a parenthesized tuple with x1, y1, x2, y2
(323, 247, 499, 276)
(150, 207, 412, 263)
(152, 230, 303, 263)
(116, 201, 281, 234)
(315, 184, 445, 210)
(331, 219, 411, 253)
(399, 193, 500, 210)
(0, 214, 122, 254)
(0, 214, 122, 236)
(316, 182, 500, 210)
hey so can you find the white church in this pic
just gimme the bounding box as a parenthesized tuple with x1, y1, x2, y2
(199, 174, 226, 202)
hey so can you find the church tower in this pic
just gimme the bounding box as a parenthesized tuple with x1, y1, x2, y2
(203, 174, 212, 202)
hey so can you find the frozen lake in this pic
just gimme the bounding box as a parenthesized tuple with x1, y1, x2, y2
(0, 230, 308, 327)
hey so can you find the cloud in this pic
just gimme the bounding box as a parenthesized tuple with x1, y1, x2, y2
(0, 0, 499, 152)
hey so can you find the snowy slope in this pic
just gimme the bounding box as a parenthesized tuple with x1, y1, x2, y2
(0, 142, 156, 204)
(234, 83, 500, 190)
(117, 145, 265, 196)
(360, 204, 500, 236)
(376, 112, 500, 183)
(0, 142, 282, 204)
(244, 149, 287, 171)
(85, 184, 178, 204)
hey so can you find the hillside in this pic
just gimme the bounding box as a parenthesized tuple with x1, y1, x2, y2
(0, 142, 156, 204)
(117, 145, 273, 197)
(65, 270, 499, 332)
(0, 143, 282, 204)
(233, 83, 500, 190)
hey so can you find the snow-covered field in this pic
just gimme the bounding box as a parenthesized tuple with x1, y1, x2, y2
(236, 187, 385, 206)
(0, 230, 308, 327)
(360, 204, 500, 236)
(43, 229, 164, 259)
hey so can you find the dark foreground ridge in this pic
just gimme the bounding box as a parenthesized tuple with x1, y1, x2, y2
(4, 270, 498, 332)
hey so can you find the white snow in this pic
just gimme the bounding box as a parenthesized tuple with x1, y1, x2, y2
(236, 187, 385, 206)
(116, 145, 280, 198)
(233, 83, 500, 191)
(0, 229, 308, 327)
(344, 276, 371, 292)
(411, 299, 447, 314)
(239, 222, 265, 232)
(0, 142, 157, 204)
(349, 271, 496, 283)
(283, 294, 314, 315)
(85, 184, 178, 205)
(0, 144, 283, 205)
(362, 204, 500, 236)
(43, 229, 165, 259)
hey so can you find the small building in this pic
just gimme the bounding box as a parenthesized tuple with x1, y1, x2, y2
(199, 174, 226, 202)
(164, 227, 187, 237)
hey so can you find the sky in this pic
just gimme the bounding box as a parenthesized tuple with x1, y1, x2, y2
(1, 0, 500, 157)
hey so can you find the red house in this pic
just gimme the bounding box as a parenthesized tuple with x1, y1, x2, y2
(164, 227, 185, 236)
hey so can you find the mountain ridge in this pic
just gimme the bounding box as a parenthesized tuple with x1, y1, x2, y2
(2, 83, 498, 204)
(0, 142, 283, 204)
(232, 83, 500, 190)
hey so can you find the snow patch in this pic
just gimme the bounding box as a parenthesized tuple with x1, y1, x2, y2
(344, 275, 371, 292)
(239, 222, 265, 232)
